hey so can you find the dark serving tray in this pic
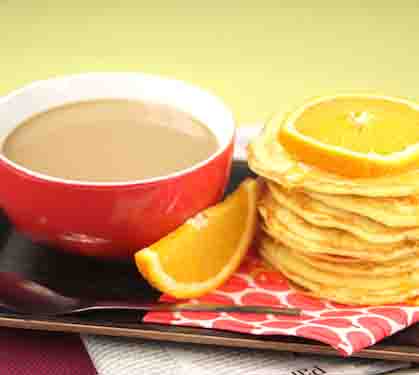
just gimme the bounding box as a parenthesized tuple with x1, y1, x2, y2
(0, 161, 417, 362)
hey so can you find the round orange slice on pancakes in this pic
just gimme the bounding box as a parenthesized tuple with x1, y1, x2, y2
(279, 95, 419, 178)
(134, 178, 259, 299)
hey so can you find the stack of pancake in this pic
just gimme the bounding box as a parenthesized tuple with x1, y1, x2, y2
(248, 117, 419, 306)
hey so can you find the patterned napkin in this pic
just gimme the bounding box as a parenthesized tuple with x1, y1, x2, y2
(144, 254, 419, 356)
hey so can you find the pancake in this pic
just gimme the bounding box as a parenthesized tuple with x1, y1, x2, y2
(258, 199, 419, 261)
(293, 249, 419, 277)
(260, 237, 419, 305)
(266, 181, 419, 242)
(248, 117, 419, 197)
(308, 190, 419, 228)
(250, 110, 419, 305)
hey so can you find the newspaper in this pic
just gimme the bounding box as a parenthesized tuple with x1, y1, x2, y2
(82, 335, 412, 375)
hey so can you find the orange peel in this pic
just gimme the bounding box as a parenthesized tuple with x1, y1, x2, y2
(134, 178, 259, 298)
(279, 95, 419, 178)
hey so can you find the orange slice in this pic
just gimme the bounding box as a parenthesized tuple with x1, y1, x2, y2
(134, 178, 259, 298)
(279, 95, 419, 178)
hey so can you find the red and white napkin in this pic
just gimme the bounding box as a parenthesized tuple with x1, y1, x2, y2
(144, 254, 419, 356)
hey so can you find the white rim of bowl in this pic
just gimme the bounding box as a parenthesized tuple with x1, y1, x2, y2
(0, 72, 235, 187)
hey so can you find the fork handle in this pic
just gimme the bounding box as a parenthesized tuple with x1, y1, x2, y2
(89, 301, 301, 316)
(156, 303, 301, 316)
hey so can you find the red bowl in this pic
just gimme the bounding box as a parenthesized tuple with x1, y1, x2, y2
(0, 73, 235, 258)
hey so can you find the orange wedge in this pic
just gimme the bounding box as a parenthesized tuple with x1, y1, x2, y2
(134, 178, 259, 298)
(279, 95, 419, 178)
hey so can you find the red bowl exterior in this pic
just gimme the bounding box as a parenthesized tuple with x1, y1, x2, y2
(0, 140, 234, 258)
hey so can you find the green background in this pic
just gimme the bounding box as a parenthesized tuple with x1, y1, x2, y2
(1, 1, 418, 124)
